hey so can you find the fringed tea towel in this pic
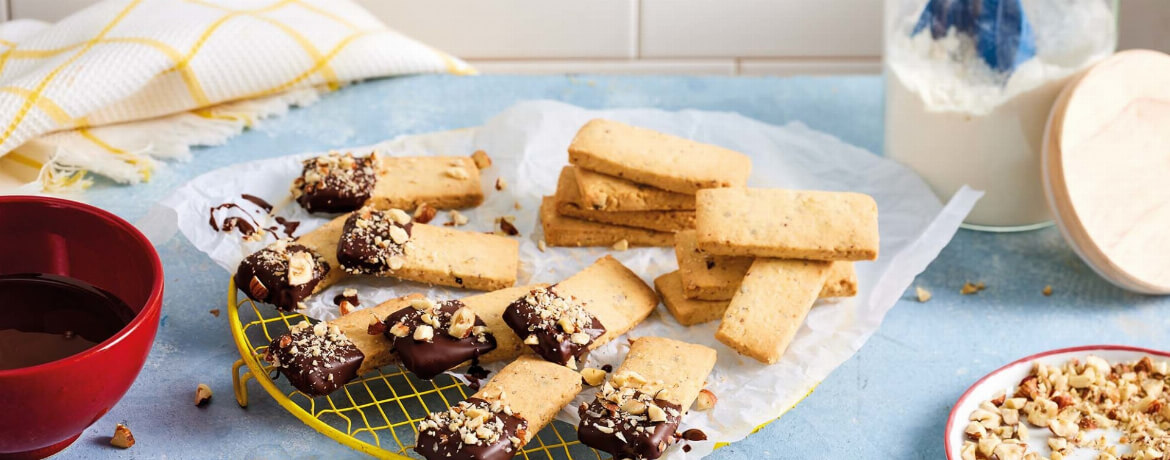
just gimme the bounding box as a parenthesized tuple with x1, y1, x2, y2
(0, 0, 472, 192)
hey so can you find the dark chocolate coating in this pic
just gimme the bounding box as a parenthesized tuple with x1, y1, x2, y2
(415, 398, 527, 460)
(294, 154, 377, 213)
(502, 286, 604, 365)
(336, 210, 413, 275)
(235, 243, 328, 312)
(266, 327, 364, 397)
(383, 300, 496, 379)
(577, 393, 682, 460)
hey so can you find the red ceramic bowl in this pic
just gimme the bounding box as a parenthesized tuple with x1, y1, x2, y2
(0, 196, 163, 459)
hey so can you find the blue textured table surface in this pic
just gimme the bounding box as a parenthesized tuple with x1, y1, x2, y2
(68, 75, 1167, 459)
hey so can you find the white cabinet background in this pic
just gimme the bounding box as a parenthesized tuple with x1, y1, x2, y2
(4, 0, 1167, 75)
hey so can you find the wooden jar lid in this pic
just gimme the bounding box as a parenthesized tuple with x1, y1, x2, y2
(1043, 49, 1170, 294)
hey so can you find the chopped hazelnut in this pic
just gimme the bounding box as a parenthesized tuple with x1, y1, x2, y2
(287, 252, 315, 286)
(110, 424, 135, 449)
(495, 177, 507, 191)
(338, 300, 355, 315)
(447, 307, 476, 339)
(388, 322, 410, 338)
(387, 208, 412, 226)
(447, 210, 469, 226)
(446, 167, 470, 180)
(647, 403, 667, 422)
(915, 286, 931, 303)
(413, 324, 434, 342)
(621, 399, 647, 415)
(249, 276, 268, 299)
(499, 219, 519, 236)
(413, 203, 437, 224)
(411, 298, 435, 311)
(537, 240, 547, 252)
(960, 282, 986, 295)
(195, 383, 213, 407)
(580, 368, 607, 386)
(612, 239, 629, 251)
(694, 389, 717, 411)
(209, 309, 220, 317)
(471, 150, 492, 169)
(1043, 285, 1053, 296)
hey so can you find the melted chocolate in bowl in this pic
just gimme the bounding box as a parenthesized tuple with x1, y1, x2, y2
(0, 273, 135, 370)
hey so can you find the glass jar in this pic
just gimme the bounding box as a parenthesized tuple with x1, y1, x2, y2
(884, 0, 1117, 231)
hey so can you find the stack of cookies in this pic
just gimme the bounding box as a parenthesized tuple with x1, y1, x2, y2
(541, 119, 753, 248)
(656, 188, 879, 364)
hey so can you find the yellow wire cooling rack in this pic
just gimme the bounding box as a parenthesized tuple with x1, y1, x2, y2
(228, 277, 801, 459)
(227, 278, 602, 459)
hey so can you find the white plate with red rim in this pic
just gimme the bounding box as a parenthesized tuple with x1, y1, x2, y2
(944, 345, 1170, 460)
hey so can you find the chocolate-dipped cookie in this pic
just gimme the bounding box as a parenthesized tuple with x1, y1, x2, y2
(577, 382, 682, 459)
(236, 238, 329, 312)
(265, 320, 364, 397)
(381, 298, 496, 379)
(415, 398, 527, 460)
(502, 286, 604, 367)
(291, 152, 378, 213)
(336, 206, 414, 275)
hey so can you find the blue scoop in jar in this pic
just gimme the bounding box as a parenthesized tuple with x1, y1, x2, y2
(912, 0, 1037, 74)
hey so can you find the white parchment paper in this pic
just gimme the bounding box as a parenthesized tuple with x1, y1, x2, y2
(160, 100, 980, 458)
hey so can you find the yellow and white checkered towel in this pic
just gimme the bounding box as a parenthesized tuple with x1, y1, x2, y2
(0, 0, 472, 192)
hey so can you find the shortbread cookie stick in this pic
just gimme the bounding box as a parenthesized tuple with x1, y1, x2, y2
(555, 167, 695, 232)
(674, 229, 858, 300)
(415, 355, 582, 460)
(266, 287, 542, 396)
(578, 337, 717, 459)
(337, 207, 519, 291)
(237, 208, 519, 311)
(568, 119, 752, 194)
(292, 151, 483, 213)
(716, 259, 831, 364)
(654, 271, 729, 326)
(673, 229, 752, 301)
(540, 197, 674, 247)
(573, 166, 695, 212)
(503, 255, 659, 366)
(696, 188, 880, 261)
(263, 294, 422, 396)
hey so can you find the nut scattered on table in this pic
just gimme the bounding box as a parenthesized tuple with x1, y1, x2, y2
(195, 383, 213, 407)
(471, 150, 492, 169)
(960, 282, 986, 295)
(412, 203, 437, 224)
(961, 355, 1170, 460)
(209, 309, 220, 317)
(612, 239, 629, 251)
(1043, 285, 1053, 296)
(495, 177, 507, 191)
(537, 240, 547, 252)
(916, 287, 932, 303)
(695, 389, 717, 411)
(110, 423, 135, 449)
